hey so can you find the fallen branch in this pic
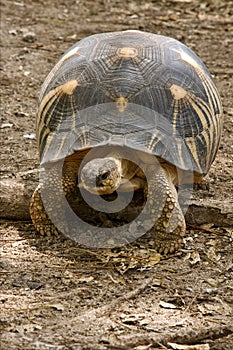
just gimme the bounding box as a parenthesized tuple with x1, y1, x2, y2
(0, 170, 232, 227)
(150, 326, 233, 347)
(114, 326, 233, 348)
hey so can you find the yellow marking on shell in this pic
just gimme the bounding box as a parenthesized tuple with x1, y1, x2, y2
(199, 73, 223, 144)
(169, 45, 222, 172)
(38, 80, 78, 157)
(60, 80, 78, 95)
(185, 138, 202, 171)
(175, 48, 222, 123)
(39, 47, 80, 102)
(175, 47, 222, 126)
(170, 85, 216, 172)
(176, 49, 201, 70)
(61, 46, 80, 62)
(117, 47, 138, 58)
(116, 97, 128, 112)
(78, 125, 89, 149)
(148, 134, 162, 153)
(170, 84, 187, 100)
(40, 132, 53, 161)
(176, 140, 186, 169)
(38, 80, 78, 125)
(39, 127, 50, 154)
(202, 126, 212, 167)
(185, 94, 212, 171)
(37, 89, 61, 148)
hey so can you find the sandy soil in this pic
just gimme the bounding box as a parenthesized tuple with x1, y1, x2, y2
(0, 0, 233, 349)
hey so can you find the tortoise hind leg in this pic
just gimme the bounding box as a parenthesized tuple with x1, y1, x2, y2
(146, 165, 186, 254)
(30, 161, 79, 237)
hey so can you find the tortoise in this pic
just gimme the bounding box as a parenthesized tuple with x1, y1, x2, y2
(30, 30, 223, 253)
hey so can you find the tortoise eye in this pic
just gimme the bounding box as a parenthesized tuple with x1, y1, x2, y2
(96, 171, 111, 187)
(100, 171, 110, 180)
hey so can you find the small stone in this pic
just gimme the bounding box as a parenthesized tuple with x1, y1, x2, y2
(12, 277, 25, 288)
(9, 29, 17, 36)
(159, 300, 177, 309)
(23, 133, 36, 139)
(0, 123, 13, 129)
(14, 111, 29, 117)
(27, 280, 44, 290)
(0, 261, 8, 269)
(22, 31, 36, 43)
(14, 2, 25, 7)
(205, 288, 218, 295)
(130, 14, 138, 19)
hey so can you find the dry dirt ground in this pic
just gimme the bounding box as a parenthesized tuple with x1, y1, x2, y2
(0, 0, 233, 349)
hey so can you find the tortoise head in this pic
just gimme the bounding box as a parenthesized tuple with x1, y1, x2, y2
(80, 157, 122, 195)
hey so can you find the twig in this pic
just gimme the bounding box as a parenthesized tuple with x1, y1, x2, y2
(155, 326, 233, 346)
(79, 276, 153, 320)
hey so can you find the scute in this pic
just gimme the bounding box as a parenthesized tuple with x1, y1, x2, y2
(37, 30, 223, 175)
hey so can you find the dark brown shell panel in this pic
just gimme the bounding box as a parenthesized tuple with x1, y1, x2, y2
(37, 30, 223, 174)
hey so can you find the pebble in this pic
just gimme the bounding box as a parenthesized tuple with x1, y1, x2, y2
(22, 31, 36, 43)
(1, 123, 13, 129)
(0, 261, 9, 269)
(205, 288, 218, 295)
(27, 281, 44, 290)
(9, 29, 17, 36)
(130, 14, 138, 19)
(23, 133, 36, 139)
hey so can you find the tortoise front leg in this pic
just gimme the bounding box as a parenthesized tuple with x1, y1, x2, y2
(30, 161, 79, 236)
(146, 165, 186, 254)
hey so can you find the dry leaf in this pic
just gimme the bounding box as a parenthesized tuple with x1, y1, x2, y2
(184, 251, 201, 265)
(148, 253, 161, 266)
(206, 247, 221, 262)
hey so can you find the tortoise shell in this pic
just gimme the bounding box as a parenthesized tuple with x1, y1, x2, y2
(37, 30, 223, 175)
